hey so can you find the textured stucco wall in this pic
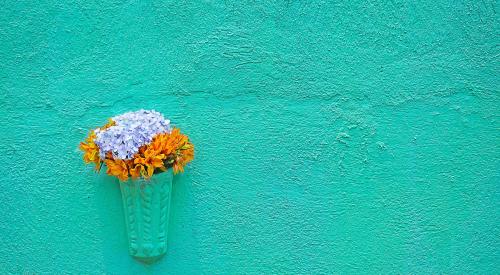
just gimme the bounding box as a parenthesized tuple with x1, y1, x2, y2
(1, 1, 499, 274)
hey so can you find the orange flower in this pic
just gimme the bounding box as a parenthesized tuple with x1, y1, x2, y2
(130, 128, 194, 177)
(104, 159, 129, 181)
(150, 129, 185, 155)
(79, 131, 101, 171)
(173, 145, 194, 174)
(101, 119, 116, 130)
(129, 163, 142, 179)
(134, 147, 166, 179)
(147, 128, 194, 174)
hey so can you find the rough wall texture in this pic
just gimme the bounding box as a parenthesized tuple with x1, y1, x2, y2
(0, 1, 499, 274)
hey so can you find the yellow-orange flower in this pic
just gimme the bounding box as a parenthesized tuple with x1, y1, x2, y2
(147, 128, 194, 174)
(173, 144, 194, 174)
(134, 147, 166, 179)
(101, 119, 116, 130)
(129, 163, 142, 179)
(129, 128, 195, 177)
(104, 159, 129, 181)
(79, 131, 101, 171)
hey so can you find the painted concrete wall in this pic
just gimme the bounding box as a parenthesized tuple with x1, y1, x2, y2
(1, 1, 498, 274)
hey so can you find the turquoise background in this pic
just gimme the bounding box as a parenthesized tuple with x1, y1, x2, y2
(1, 1, 499, 274)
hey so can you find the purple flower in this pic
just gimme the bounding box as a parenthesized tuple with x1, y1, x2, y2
(94, 110, 172, 159)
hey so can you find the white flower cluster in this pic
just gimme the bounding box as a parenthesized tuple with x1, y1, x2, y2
(94, 110, 172, 159)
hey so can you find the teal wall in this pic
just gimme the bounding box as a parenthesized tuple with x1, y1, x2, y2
(1, 1, 499, 274)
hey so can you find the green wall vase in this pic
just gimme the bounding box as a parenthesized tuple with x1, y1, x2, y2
(119, 169, 173, 263)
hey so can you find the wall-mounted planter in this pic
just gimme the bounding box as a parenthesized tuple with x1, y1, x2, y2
(79, 110, 193, 262)
(119, 169, 173, 263)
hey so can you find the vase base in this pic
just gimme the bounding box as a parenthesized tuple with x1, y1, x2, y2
(133, 253, 166, 264)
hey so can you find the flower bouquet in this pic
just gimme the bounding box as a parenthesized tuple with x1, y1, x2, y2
(80, 110, 194, 262)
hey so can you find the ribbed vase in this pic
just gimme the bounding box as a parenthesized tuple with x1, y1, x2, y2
(119, 169, 173, 263)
